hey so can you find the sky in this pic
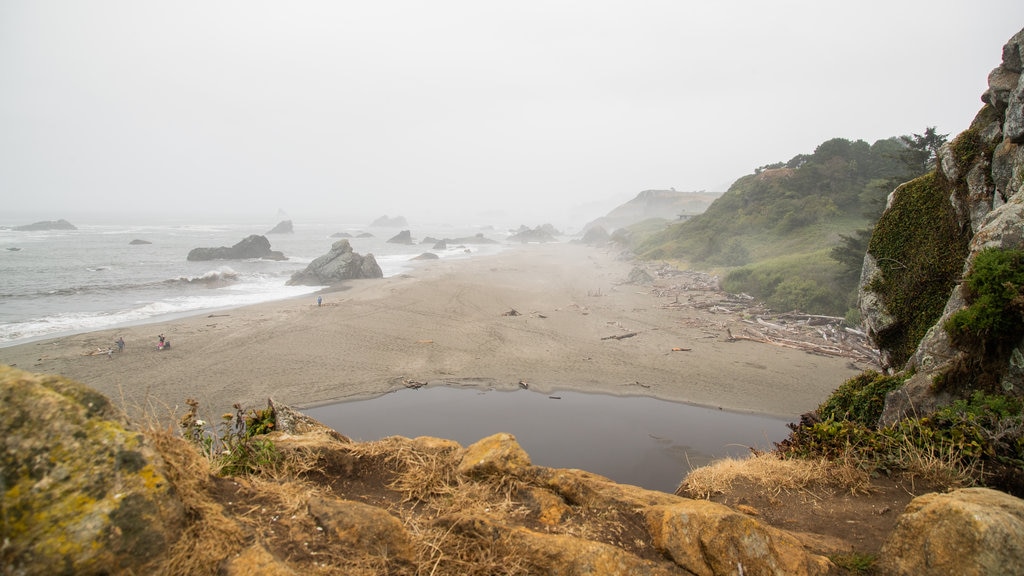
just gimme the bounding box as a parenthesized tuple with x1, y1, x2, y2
(2, 2, 1023, 229)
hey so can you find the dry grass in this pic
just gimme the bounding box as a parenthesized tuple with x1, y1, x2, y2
(147, 426, 247, 576)
(678, 451, 872, 500)
(893, 433, 979, 489)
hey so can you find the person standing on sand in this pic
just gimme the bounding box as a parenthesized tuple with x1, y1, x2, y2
(317, 296, 322, 307)
(116, 337, 124, 353)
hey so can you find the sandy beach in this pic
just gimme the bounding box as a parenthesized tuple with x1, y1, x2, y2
(0, 242, 865, 424)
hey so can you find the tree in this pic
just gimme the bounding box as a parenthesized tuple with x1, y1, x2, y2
(899, 127, 948, 174)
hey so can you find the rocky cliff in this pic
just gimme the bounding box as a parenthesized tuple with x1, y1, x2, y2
(859, 28, 1024, 423)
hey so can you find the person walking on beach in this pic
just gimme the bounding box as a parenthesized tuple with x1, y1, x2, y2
(317, 296, 322, 307)
(116, 337, 125, 353)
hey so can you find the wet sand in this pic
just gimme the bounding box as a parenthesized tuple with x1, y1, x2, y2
(0, 242, 863, 425)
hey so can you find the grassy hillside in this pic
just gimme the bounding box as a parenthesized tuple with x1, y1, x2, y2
(633, 136, 934, 318)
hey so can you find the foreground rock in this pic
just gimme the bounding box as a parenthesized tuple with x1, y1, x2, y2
(12, 219, 77, 231)
(5, 366, 1023, 576)
(879, 488, 1024, 576)
(286, 239, 382, 285)
(1, 366, 185, 575)
(186, 234, 286, 261)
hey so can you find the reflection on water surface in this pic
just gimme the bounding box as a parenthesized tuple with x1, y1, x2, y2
(304, 386, 789, 493)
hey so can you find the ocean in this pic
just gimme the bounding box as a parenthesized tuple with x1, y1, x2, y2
(0, 219, 510, 347)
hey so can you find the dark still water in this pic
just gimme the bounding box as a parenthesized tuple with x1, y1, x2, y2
(304, 386, 791, 493)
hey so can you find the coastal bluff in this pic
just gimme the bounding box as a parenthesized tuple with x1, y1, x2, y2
(5, 365, 1023, 576)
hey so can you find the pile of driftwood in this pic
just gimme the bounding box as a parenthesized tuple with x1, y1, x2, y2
(638, 266, 880, 365)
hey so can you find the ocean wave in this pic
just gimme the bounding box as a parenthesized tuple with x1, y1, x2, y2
(167, 267, 240, 287)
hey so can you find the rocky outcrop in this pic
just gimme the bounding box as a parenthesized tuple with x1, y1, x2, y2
(13, 219, 77, 231)
(878, 488, 1024, 576)
(1, 366, 185, 575)
(387, 230, 414, 244)
(187, 235, 286, 261)
(580, 225, 611, 245)
(508, 224, 560, 243)
(370, 215, 408, 227)
(859, 27, 1024, 423)
(265, 219, 293, 234)
(286, 239, 382, 285)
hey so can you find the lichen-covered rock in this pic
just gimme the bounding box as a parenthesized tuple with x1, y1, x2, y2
(457, 432, 532, 479)
(645, 500, 833, 576)
(0, 365, 185, 575)
(878, 487, 1024, 576)
(286, 239, 383, 285)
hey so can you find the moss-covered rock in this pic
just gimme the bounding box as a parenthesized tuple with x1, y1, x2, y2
(0, 365, 185, 575)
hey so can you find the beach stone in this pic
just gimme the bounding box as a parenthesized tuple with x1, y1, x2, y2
(187, 234, 286, 261)
(286, 239, 383, 285)
(644, 500, 833, 576)
(0, 365, 185, 575)
(306, 496, 415, 563)
(223, 544, 298, 576)
(878, 488, 1024, 576)
(457, 432, 532, 479)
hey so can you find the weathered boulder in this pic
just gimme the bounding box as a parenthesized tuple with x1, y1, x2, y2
(457, 432, 532, 479)
(370, 215, 408, 228)
(645, 500, 833, 576)
(878, 488, 1024, 576)
(265, 219, 294, 234)
(286, 239, 382, 285)
(307, 496, 415, 564)
(0, 365, 185, 575)
(386, 229, 414, 244)
(187, 234, 286, 261)
(13, 218, 77, 231)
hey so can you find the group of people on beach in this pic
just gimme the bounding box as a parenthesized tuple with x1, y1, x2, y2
(157, 334, 171, 351)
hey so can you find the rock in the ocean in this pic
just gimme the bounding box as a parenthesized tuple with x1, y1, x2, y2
(187, 235, 286, 261)
(370, 215, 408, 227)
(13, 219, 77, 231)
(265, 220, 294, 234)
(287, 239, 383, 285)
(129, 239, 152, 245)
(410, 252, 439, 260)
(387, 230, 414, 244)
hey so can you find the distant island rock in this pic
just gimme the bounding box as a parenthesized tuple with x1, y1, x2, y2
(287, 240, 383, 285)
(387, 230, 414, 244)
(187, 235, 286, 261)
(129, 239, 152, 245)
(356, 232, 374, 238)
(13, 219, 77, 231)
(370, 215, 409, 228)
(410, 252, 439, 260)
(508, 224, 561, 243)
(266, 220, 294, 234)
(330, 232, 353, 238)
(445, 233, 498, 245)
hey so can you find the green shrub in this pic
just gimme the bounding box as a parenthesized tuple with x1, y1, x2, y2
(818, 371, 906, 427)
(944, 248, 1024, 352)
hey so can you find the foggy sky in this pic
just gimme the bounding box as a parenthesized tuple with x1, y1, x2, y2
(2, 1, 1022, 228)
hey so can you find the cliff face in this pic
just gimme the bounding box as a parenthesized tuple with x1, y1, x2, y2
(859, 28, 1024, 423)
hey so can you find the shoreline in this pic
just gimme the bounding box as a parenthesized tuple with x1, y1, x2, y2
(0, 242, 865, 425)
